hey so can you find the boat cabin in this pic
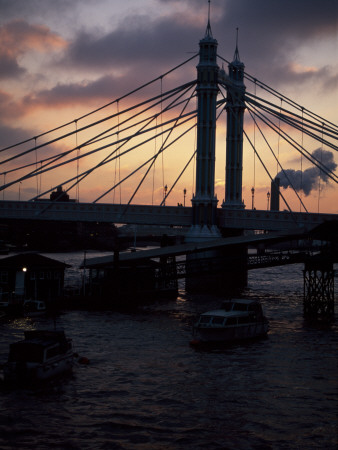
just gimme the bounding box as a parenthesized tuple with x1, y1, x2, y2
(8, 330, 72, 364)
(197, 299, 264, 327)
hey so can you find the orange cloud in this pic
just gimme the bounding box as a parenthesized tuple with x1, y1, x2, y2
(0, 19, 67, 58)
(288, 62, 318, 75)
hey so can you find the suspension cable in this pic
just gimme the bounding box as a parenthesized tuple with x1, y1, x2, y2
(247, 100, 337, 183)
(58, 85, 197, 204)
(0, 94, 198, 195)
(160, 100, 226, 206)
(243, 128, 297, 220)
(244, 71, 338, 133)
(245, 92, 338, 145)
(116, 85, 197, 208)
(0, 54, 199, 154)
(96, 121, 197, 208)
(247, 106, 308, 212)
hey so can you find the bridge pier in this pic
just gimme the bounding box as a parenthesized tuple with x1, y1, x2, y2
(185, 243, 248, 295)
(303, 257, 335, 320)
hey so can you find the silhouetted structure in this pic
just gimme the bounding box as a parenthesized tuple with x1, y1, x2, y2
(50, 186, 74, 202)
(0, 253, 70, 305)
(270, 177, 280, 211)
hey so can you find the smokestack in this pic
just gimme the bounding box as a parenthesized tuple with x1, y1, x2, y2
(270, 177, 280, 211)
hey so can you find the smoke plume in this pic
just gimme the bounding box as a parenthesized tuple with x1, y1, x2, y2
(277, 148, 337, 196)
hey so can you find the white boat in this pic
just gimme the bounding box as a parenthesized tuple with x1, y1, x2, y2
(191, 299, 269, 346)
(3, 329, 74, 384)
(23, 300, 47, 317)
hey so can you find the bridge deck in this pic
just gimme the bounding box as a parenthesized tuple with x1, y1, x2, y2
(1, 200, 336, 232)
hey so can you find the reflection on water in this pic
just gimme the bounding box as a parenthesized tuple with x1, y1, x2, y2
(0, 255, 337, 449)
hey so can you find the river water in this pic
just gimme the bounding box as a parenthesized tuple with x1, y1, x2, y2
(0, 251, 337, 449)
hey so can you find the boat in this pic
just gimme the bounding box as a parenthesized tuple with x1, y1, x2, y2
(23, 299, 47, 317)
(191, 299, 269, 346)
(3, 329, 74, 384)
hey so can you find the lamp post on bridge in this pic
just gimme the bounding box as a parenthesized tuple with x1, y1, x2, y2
(267, 191, 270, 210)
(163, 184, 167, 206)
(183, 188, 186, 207)
(251, 187, 255, 210)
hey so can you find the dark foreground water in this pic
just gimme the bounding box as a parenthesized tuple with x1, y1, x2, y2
(0, 253, 337, 449)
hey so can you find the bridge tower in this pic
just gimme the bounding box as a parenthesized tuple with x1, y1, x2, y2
(187, 19, 221, 241)
(222, 38, 246, 210)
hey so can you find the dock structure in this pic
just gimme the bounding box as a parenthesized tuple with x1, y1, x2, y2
(303, 256, 335, 320)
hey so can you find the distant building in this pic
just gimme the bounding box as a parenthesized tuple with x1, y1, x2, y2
(50, 186, 75, 202)
(0, 253, 70, 304)
(270, 177, 280, 211)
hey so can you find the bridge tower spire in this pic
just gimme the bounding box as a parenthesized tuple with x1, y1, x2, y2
(187, 6, 221, 241)
(222, 29, 246, 209)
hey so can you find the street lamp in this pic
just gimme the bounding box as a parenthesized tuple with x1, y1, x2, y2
(251, 187, 255, 210)
(183, 188, 186, 207)
(267, 191, 270, 210)
(164, 184, 167, 206)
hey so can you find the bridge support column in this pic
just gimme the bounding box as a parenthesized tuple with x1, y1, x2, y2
(185, 242, 248, 294)
(222, 42, 246, 210)
(303, 259, 334, 320)
(186, 18, 221, 243)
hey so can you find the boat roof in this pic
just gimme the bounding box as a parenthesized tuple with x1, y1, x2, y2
(200, 310, 249, 318)
(199, 299, 262, 318)
(10, 330, 68, 349)
(222, 298, 258, 304)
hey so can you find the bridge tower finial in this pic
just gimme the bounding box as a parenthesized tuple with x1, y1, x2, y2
(234, 27, 240, 62)
(205, 0, 213, 38)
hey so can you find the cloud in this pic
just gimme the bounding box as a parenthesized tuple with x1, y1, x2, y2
(211, 0, 338, 89)
(0, 0, 83, 21)
(62, 14, 201, 71)
(0, 19, 67, 80)
(277, 149, 337, 195)
(0, 54, 26, 79)
(20, 73, 140, 111)
(48, 0, 337, 96)
(0, 124, 33, 150)
(0, 90, 24, 121)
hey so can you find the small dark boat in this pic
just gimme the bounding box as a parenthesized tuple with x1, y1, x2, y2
(23, 300, 47, 317)
(3, 329, 74, 384)
(191, 299, 269, 346)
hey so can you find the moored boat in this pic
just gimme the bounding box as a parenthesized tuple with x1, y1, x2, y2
(3, 329, 74, 384)
(191, 299, 269, 346)
(23, 300, 47, 317)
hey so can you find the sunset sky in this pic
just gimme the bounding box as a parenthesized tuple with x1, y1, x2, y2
(0, 0, 337, 213)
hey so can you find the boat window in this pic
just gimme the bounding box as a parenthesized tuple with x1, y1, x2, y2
(46, 345, 61, 359)
(222, 302, 233, 311)
(238, 316, 252, 324)
(225, 317, 237, 325)
(212, 317, 224, 325)
(199, 316, 211, 324)
(233, 303, 248, 311)
(248, 304, 260, 312)
(9, 343, 44, 363)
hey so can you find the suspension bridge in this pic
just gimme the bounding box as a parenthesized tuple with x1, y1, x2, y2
(0, 20, 337, 238)
(0, 13, 337, 316)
